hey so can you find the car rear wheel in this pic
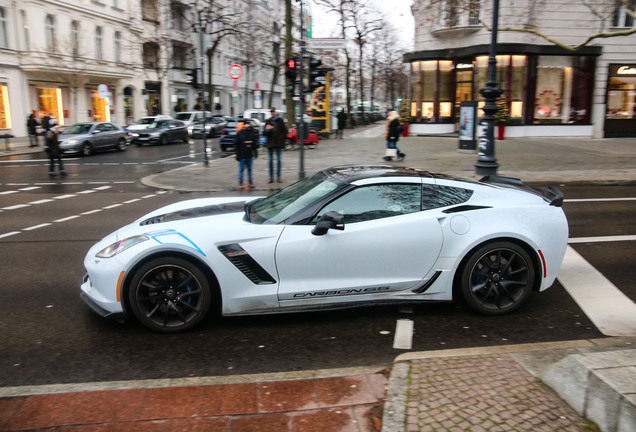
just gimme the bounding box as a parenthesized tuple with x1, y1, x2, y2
(460, 241, 534, 315)
(81, 142, 93, 156)
(160, 134, 168, 145)
(183, 132, 189, 143)
(127, 257, 212, 333)
(116, 138, 126, 151)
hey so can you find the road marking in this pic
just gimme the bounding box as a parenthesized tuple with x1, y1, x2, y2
(103, 203, 123, 209)
(558, 246, 636, 337)
(81, 209, 102, 215)
(29, 199, 54, 205)
(55, 215, 80, 223)
(569, 235, 636, 243)
(19, 187, 40, 191)
(53, 194, 75, 200)
(0, 190, 18, 195)
(0, 231, 20, 239)
(1, 204, 30, 210)
(393, 319, 414, 350)
(23, 223, 52, 231)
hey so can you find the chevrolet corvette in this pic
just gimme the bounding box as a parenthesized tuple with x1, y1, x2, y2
(81, 165, 568, 333)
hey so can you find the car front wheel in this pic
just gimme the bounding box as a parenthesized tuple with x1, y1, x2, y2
(81, 142, 93, 156)
(127, 257, 212, 333)
(460, 241, 534, 315)
(116, 138, 126, 151)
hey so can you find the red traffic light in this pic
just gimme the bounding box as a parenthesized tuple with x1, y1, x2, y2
(287, 59, 296, 69)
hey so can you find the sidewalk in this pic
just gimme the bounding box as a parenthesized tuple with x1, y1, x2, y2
(2, 130, 636, 431)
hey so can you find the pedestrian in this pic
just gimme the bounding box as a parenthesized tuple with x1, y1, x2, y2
(45, 118, 65, 176)
(27, 114, 39, 147)
(235, 121, 258, 191)
(336, 108, 346, 139)
(264, 107, 287, 183)
(384, 110, 405, 161)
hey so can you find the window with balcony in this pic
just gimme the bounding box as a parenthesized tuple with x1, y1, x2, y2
(114, 31, 121, 62)
(95, 26, 103, 60)
(439, 0, 480, 28)
(0, 8, 8, 49)
(45, 15, 55, 51)
(142, 0, 159, 23)
(613, 0, 635, 27)
(71, 21, 79, 56)
(143, 42, 159, 68)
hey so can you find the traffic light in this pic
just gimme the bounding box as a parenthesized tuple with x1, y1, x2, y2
(285, 57, 298, 82)
(308, 57, 325, 92)
(186, 68, 199, 89)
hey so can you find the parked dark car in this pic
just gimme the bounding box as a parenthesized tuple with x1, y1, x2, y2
(58, 122, 128, 156)
(220, 118, 261, 152)
(133, 119, 189, 146)
(190, 117, 227, 138)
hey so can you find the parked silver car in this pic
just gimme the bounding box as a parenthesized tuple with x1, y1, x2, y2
(58, 122, 128, 156)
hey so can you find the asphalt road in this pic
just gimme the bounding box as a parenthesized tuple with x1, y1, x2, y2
(0, 144, 634, 388)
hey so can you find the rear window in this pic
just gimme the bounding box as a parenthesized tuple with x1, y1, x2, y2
(175, 113, 192, 121)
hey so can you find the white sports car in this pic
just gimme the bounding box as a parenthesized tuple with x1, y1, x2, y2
(81, 165, 568, 333)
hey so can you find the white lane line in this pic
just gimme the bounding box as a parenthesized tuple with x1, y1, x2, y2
(103, 203, 123, 209)
(1, 204, 30, 210)
(94, 186, 112, 190)
(19, 187, 41, 191)
(29, 199, 54, 205)
(393, 319, 414, 350)
(123, 198, 141, 204)
(55, 215, 80, 223)
(569, 235, 636, 244)
(565, 197, 636, 203)
(81, 209, 102, 215)
(23, 223, 52, 231)
(558, 246, 636, 337)
(77, 190, 96, 194)
(0, 190, 18, 195)
(54, 194, 75, 200)
(0, 231, 20, 239)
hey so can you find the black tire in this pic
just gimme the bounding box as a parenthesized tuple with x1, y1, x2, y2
(459, 241, 534, 315)
(127, 257, 212, 333)
(116, 138, 126, 151)
(81, 142, 93, 156)
(183, 132, 189, 143)
(160, 134, 168, 145)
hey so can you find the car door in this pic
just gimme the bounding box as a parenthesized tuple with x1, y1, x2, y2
(91, 123, 109, 149)
(275, 181, 444, 305)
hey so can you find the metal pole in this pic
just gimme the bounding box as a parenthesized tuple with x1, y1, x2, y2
(475, 0, 501, 176)
(199, 9, 209, 167)
(298, 0, 306, 179)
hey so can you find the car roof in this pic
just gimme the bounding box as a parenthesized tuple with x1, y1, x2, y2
(323, 165, 477, 184)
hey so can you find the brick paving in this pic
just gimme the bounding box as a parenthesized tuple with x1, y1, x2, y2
(404, 354, 590, 432)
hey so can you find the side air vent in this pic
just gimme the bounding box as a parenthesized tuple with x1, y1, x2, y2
(218, 244, 276, 285)
(412, 271, 442, 294)
(442, 205, 491, 214)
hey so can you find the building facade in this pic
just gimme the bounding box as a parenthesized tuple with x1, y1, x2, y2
(405, 0, 636, 138)
(1, 0, 288, 138)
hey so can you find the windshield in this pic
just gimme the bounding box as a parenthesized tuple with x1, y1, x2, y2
(247, 171, 343, 224)
(175, 113, 192, 121)
(64, 124, 93, 135)
(134, 118, 155, 125)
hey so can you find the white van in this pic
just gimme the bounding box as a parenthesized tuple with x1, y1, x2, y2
(174, 111, 213, 127)
(243, 109, 287, 123)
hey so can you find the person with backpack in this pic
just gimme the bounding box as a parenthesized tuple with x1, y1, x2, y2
(235, 121, 258, 191)
(45, 118, 65, 176)
(384, 111, 405, 161)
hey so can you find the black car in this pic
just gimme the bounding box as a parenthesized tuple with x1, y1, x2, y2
(220, 118, 261, 152)
(133, 119, 189, 146)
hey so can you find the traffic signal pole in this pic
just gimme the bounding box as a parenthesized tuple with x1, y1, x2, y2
(298, 0, 306, 179)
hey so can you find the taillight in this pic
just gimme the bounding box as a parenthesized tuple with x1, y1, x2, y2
(221, 129, 227, 135)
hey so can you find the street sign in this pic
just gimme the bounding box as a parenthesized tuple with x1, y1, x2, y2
(229, 64, 243, 80)
(306, 38, 346, 50)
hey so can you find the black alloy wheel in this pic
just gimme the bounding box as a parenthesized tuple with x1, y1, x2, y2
(460, 241, 535, 315)
(128, 257, 212, 332)
(116, 138, 126, 151)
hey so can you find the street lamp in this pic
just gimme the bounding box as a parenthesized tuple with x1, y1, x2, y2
(475, 0, 502, 176)
(195, 2, 210, 167)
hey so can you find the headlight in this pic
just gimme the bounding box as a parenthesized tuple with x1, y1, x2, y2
(67, 139, 78, 144)
(151, 132, 161, 137)
(132, 133, 139, 137)
(96, 235, 149, 258)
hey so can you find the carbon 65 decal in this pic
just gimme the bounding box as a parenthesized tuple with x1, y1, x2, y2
(292, 286, 390, 298)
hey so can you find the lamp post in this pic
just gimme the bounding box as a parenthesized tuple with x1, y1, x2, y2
(298, 0, 306, 180)
(475, 0, 502, 176)
(195, 3, 209, 167)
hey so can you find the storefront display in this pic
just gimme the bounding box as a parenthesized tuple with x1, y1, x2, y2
(604, 64, 636, 137)
(37, 87, 64, 124)
(0, 85, 11, 129)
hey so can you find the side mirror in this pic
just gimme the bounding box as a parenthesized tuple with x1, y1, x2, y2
(311, 211, 345, 236)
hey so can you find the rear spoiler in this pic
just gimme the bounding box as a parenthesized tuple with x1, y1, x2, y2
(479, 175, 564, 207)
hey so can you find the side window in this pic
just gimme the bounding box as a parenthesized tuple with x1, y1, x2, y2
(315, 184, 421, 224)
(422, 184, 474, 209)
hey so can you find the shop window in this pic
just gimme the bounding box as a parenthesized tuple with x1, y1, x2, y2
(606, 70, 636, 119)
(0, 85, 11, 129)
(37, 88, 64, 125)
(439, 61, 453, 121)
(91, 90, 111, 122)
(534, 56, 573, 124)
(0, 8, 8, 49)
(124, 86, 134, 125)
(475, 55, 527, 121)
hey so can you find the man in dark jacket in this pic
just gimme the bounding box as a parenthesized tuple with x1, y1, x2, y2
(235, 121, 258, 191)
(336, 109, 346, 139)
(27, 114, 39, 147)
(45, 118, 65, 176)
(264, 107, 287, 183)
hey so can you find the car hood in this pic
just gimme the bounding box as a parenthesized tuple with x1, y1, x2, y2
(127, 124, 150, 131)
(114, 196, 262, 241)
